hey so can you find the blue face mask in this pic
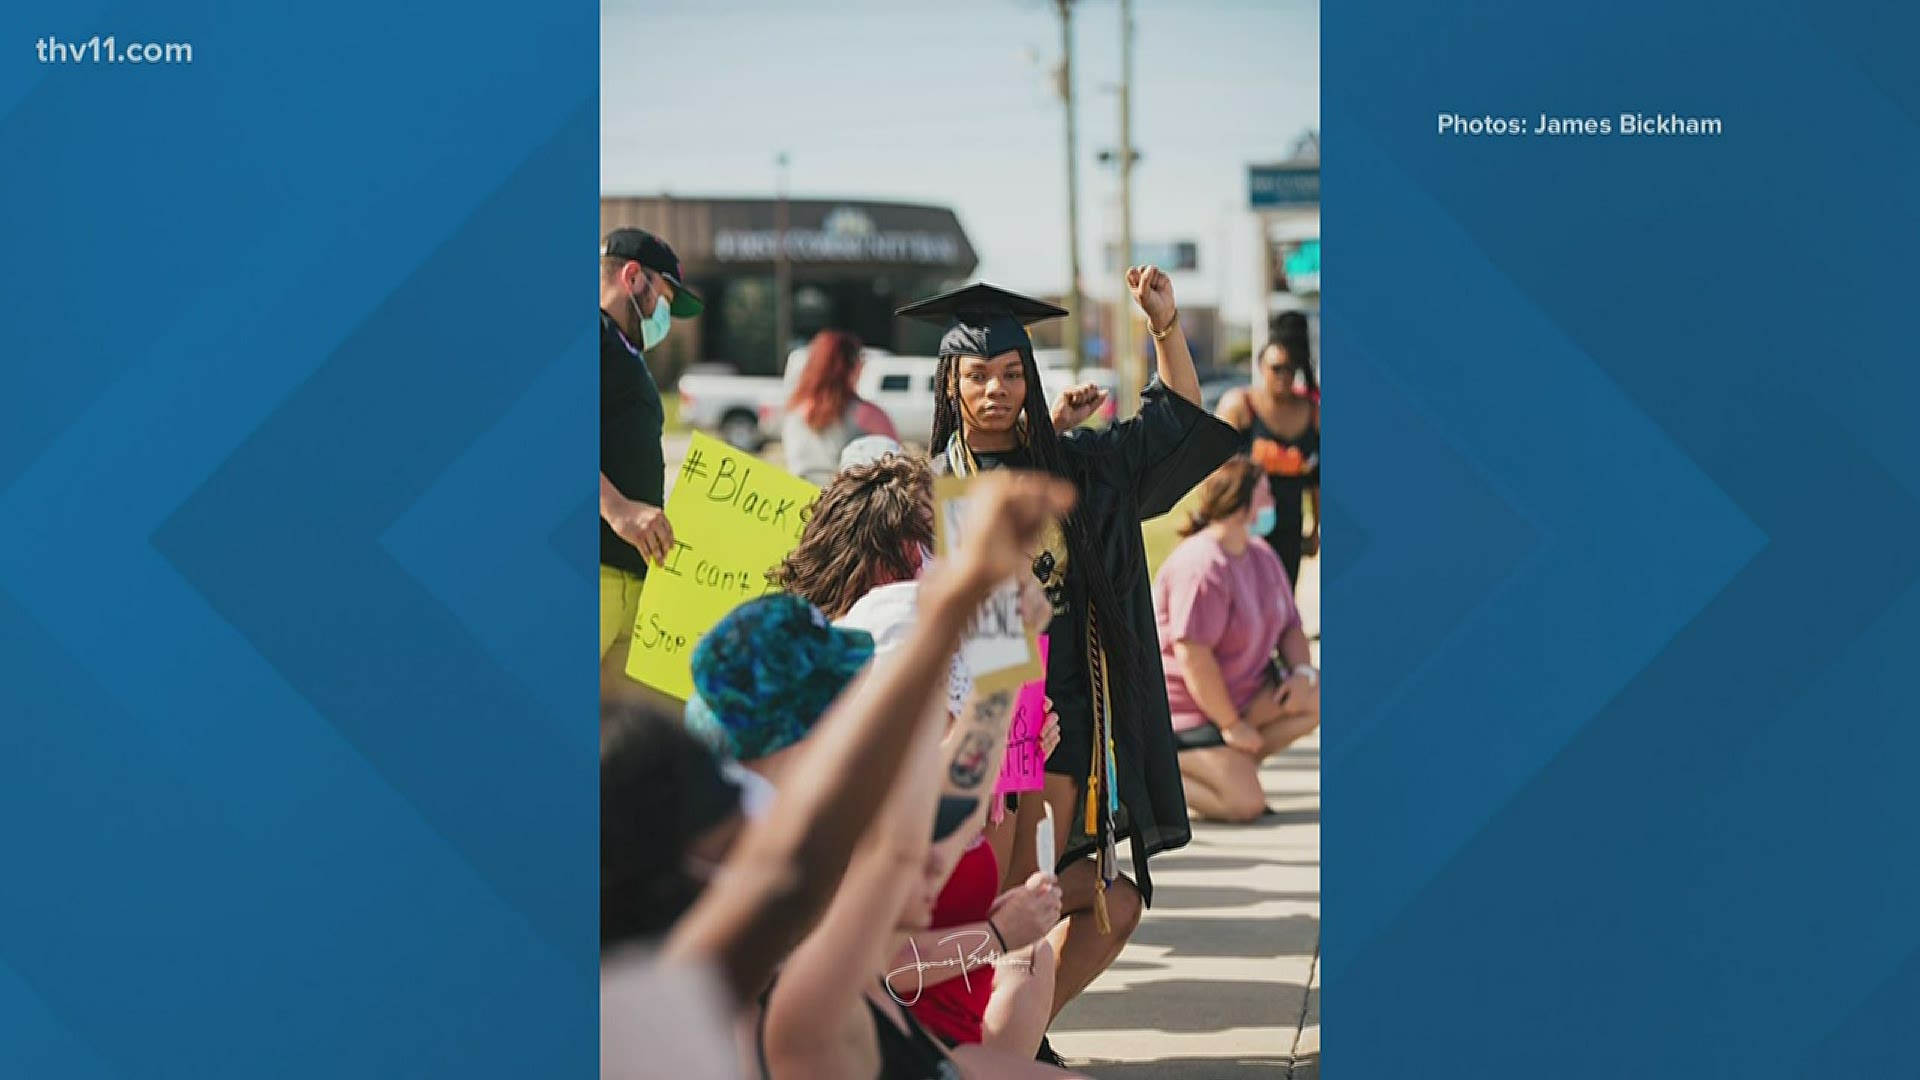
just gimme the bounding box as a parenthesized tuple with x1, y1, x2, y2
(1252, 506, 1278, 537)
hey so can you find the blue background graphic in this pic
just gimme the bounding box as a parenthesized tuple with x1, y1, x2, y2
(6, 0, 1919, 1074)
(1327, 0, 1920, 1074)
(0, 2, 597, 1076)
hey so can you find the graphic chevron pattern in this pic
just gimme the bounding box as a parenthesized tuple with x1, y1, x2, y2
(0, 2, 597, 1075)
(1330, 0, 1920, 1074)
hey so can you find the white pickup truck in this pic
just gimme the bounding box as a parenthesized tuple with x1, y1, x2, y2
(674, 363, 791, 451)
(679, 348, 1119, 451)
(677, 347, 900, 450)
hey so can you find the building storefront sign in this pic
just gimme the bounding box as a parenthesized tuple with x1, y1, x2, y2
(713, 205, 966, 266)
(1249, 163, 1320, 210)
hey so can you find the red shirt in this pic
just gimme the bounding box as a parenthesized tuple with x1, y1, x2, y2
(906, 836, 1000, 1045)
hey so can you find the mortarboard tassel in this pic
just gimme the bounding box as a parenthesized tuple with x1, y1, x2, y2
(1086, 610, 1106, 837)
(1086, 602, 1120, 931)
(1085, 773, 1099, 836)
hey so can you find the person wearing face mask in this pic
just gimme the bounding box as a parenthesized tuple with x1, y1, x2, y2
(1153, 457, 1321, 823)
(600, 228, 703, 699)
(1217, 311, 1321, 586)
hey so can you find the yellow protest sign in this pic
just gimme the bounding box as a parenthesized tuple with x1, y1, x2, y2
(625, 432, 821, 700)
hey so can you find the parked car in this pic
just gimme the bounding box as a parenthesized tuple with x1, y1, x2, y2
(752, 346, 899, 450)
(676, 365, 786, 450)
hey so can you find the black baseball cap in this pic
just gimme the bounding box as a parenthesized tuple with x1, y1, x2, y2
(602, 227, 704, 318)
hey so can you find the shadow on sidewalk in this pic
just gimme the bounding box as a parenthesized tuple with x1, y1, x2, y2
(1240, 805, 1319, 828)
(1052, 977, 1309, 1034)
(1125, 914, 1320, 959)
(1184, 805, 1320, 829)
(1146, 854, 1291, 874)
(1106, 958, 1173, 974)
(1151, 885, 1319, 909)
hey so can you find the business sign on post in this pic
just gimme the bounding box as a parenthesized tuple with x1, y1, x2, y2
(1271, 237, 1320, 296)
(1103, 240, 1199, 272)
(1249, 164, 1321, 210)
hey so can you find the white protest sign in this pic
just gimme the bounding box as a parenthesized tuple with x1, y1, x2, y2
(932, 474, 1043, 694)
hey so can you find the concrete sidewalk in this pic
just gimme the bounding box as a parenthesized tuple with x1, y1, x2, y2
(1048, 735, 1320, 1078)
(1048, 553, 1321, 1079)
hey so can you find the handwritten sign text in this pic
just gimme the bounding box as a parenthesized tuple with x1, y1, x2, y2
(625, 432, 820, 699)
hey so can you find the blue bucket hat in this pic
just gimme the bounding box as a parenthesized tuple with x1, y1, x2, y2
(684, 595, 876, 762)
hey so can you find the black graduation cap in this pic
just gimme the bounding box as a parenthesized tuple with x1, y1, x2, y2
(896, 282, 1068, 360)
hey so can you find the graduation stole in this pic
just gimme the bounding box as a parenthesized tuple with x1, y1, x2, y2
(944, 431, 1121, 934)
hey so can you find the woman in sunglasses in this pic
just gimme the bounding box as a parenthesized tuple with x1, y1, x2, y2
(1216, 311, 1320, 586)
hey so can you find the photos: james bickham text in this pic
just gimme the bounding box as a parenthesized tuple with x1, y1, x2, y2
(1437, 113, 1723, 136)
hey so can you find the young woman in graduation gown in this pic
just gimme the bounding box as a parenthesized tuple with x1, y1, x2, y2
(899, 266, 1241, 1036)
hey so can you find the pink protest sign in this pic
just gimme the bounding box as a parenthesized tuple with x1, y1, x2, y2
(996, 635, 1051, 795)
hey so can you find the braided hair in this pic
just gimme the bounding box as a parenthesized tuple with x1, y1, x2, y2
(931, 348, 1156, 741)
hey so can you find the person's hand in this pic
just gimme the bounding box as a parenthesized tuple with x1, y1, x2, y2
(987, 871, 1064, 951)
(939, 471, 1078, 602)
(1017, 574, 1051, 637)
(1050, 383, 1110, 432)
(1302, 524, 1321, 559)
(606, 497, 674, 565)
(1240, 691, 1283, 730)
(1275, 667, 1320, 717)
(1126, 264, 1177, 329)
(1219, 720, 1265, 757)
(1039, 698, 1061, 760)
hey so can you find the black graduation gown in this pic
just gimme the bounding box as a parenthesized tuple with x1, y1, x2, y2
(1027, 377, 1241, 905)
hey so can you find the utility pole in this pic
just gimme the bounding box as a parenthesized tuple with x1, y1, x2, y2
(1057, 0, 1085, 377)
(774, 151, 792, 373)
(1116, 0, 1138, 416)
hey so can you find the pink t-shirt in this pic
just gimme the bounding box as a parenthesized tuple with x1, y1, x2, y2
(1153, 530, 1301, 731)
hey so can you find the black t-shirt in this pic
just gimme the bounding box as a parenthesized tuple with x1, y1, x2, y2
(971, 444, 1086, 647)
(601, 309, 666, 575)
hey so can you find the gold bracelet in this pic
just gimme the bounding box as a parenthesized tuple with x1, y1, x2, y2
(1149, 308, 1179, 341)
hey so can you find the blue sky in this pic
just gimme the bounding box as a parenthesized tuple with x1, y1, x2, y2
(603, 0, 1318, 323)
